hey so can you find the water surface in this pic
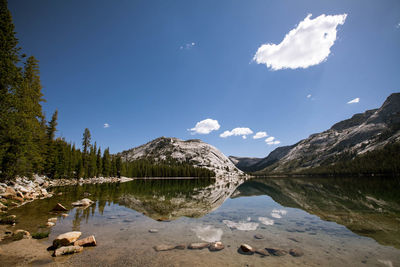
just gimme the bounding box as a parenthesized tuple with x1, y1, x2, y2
(3, 176, 400, 266)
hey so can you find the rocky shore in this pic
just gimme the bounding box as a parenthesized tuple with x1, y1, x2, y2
(0, 175, 133, 216)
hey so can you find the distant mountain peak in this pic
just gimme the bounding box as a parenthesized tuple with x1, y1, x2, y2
(119, 137, 243, 177)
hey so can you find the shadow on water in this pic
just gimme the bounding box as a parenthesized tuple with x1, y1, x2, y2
(233, 176, 400, 249)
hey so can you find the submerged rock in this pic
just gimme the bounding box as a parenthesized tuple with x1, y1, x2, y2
(265, 248, 287, 256)
(53, 245, 83, 257)
(61, 213, 69, 218)
(209, 241, 224, 251)
(254, 234, 264, 239)
(240, 244, 254, 253)
(149, 229, 159, 233)
(74, 235, 97, 247)
(289, 248, 304, 257)
(12, 229, 31, 240)
(72, 198, 93, 207)
(174, 244, 186, 250)
(188, 242, 210, 249)
(154, 244, 176, 251)
(52, 203, 68, 212)
(53, 231, 82, 248)
(255, 249, 269, 257)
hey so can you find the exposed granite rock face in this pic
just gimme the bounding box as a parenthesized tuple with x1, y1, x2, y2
(119, 137, 243, 177)
(232, 93, 400, 173)
(228, 156, 262, 172)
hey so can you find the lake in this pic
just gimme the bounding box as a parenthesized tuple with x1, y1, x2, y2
(2, 176, 400, 266)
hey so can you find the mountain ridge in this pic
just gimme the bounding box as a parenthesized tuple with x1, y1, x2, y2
(231, 93, 400, 174)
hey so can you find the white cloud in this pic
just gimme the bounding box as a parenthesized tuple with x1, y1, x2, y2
(103, 123, 110, 128)
(396, 22, 400, 29)
(180, 42, 196, 50)
(307, 94, 312, 98)
(189, 118, 220, 134)
(253, 131, 268, 139)
(220, 127, 253, 138)
(253, 13, 347, 70)
(347, 97, 360, 104)
(265, 136, 281, 145)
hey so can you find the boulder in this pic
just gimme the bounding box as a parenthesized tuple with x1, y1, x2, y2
(209, 241, 224, 251)
(289, 248, 304, 257)
(154, 244, 176, 251)
(0, 202, 7, 211)
(72, 198, 93, 206)
(48, 217, 57, 223)
(73, 235, 97, 247)
(53, 245, 83, 257)
(14, 185, 29, 194)
(53, 231, 82, 248)
(41, 189, 48, 196)
(46, 222, 55, 227)
(34, 175, 45, 185)
(13, 229, 31, 239)
(265, 248, 287, 256)
(188, 242, 210, 249)
(52, 203, 68, 212)
(1, 187, 16, 199)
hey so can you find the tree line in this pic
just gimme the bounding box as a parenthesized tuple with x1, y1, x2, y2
(0, 1, 215, 181)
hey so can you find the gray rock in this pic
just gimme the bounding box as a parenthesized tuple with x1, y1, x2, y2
(52, 203, 68, 212)
(53, 231, 82, 248)
(149, 229, 159, 233)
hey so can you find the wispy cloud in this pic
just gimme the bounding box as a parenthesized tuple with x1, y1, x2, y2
(253, 131, 268, 139)
(347, 97, 360, 104)
(265, 136, 281, 145)
(103, 123, 110, 128)
(180, 42, 196, 50)
(220, 127, 253, 139)
(189, 118, 220, 134)
(253, 14, 347, 70)
(396, 22, 400, 29)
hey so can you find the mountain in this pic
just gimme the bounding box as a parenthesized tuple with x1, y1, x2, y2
(228, 156, 262, 172)
(119, 137, 243, 177)
(233, 93, 400, 174)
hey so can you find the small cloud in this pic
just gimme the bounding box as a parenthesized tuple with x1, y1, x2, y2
(180, 42, 196, 50)
(220, 127, 253, 138)
(253, 13, 347, 70)
(189, 118, 220, 135)
(103, 123, 110, 128)
(265, 136, 281, 145)
(307, 94, 312, 98)
(253, 131, 268, 139)
(396, 22, 400, 29)
(347, 97, 360, 104)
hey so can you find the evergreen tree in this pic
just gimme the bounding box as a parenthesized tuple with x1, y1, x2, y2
(102, 148, 111, 177)
(96, 147, 102, 177)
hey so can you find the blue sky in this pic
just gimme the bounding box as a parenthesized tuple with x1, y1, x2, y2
(9, 0, 400, 157)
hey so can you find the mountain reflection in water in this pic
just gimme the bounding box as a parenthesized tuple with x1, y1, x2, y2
(233, 176, 400, 249)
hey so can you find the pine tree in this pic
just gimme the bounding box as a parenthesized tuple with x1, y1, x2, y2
(45, 110, 58, 178)
(96, 147, 102, 177)
(102, 148, 111, 177)
(81, 128, 91, 177)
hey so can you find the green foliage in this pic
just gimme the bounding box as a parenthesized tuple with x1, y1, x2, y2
(32, 232, 49, 239)
(121, 158, 215, 178)
(297, 142, 400, 176)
